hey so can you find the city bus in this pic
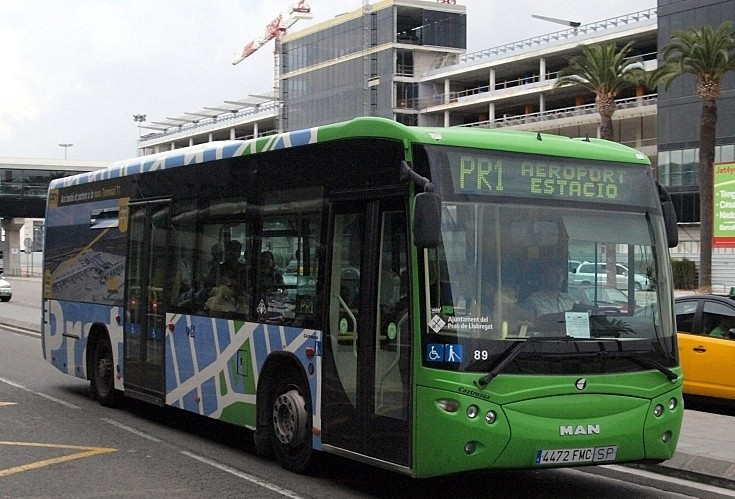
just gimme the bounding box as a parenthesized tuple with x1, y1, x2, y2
(41, 117, 683, 477)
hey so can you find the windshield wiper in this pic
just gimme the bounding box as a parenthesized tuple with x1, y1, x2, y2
(475, 338, 678, 388)
(476, 339, 531, 389)
(609, 352, 678, 382)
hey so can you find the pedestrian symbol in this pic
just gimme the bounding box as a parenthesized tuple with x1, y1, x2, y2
(445, 344, 463, 363)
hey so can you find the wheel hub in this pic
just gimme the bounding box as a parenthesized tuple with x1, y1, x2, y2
(272, 389, 307, 446)
(97, 355, 113, 388)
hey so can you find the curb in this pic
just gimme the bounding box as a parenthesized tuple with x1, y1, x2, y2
(628, 456, 735, 491)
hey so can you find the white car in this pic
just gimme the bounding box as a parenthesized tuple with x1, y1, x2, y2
(572, 262, 653, 291)
(0, 275, 11, 302)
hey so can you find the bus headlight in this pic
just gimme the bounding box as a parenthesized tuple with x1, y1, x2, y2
(668, 397, 677, 411)
(438, 399, 460, 413)
(467, 405, 479, 418)
(653, 404, 664, 417)
(485, 410, 497, 424)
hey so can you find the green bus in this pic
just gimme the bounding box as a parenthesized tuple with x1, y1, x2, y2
(41, 117, 682, 477)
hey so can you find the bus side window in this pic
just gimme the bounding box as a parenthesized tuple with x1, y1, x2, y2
(256, 208, 321, 326)
(168, 201, 198, 314)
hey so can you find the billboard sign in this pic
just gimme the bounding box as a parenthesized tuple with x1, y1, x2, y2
(714, 161, 735, 248)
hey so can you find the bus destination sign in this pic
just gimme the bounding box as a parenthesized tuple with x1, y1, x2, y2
(444, 150, 651, 206)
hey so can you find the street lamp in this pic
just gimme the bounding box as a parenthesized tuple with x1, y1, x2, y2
(58, 143, 73, 159)
(133, 114, 147, 138)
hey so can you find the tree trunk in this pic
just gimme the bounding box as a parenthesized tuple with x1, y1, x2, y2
(698, 97, 717, 292)
(598, 109, 617, 288)
(599, 112, 614, 143)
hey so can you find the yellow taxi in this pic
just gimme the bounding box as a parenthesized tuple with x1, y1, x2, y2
(675, 294, 735, 400)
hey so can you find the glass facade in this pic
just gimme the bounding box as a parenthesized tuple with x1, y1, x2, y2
(0, 169, 79, 198)
(285, 50, 394, 130)
(657, 146, 735, 189)
(408, 9, 465, 48)
(657, 145, 735, 223)
(284, 8, 465, 72)
(282, 3, 466, 131)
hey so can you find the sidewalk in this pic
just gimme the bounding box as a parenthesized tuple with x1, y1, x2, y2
(631, 407, 735, 490)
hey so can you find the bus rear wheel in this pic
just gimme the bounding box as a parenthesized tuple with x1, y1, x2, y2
(268, 373, 314, 473)
(90, 336, 119, 407)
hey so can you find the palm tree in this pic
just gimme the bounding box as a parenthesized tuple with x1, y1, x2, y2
(659, 22, 735, 291)
(554, 41, 643, 141)
(554, 42, 644, 286)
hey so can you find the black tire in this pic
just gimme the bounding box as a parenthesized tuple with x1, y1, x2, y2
(0, 296, 9, 302)
(90, 336, 120, 407)
(267, 369, 315, 473)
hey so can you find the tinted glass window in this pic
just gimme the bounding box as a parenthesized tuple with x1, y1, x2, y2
(674, 300, 698, 333)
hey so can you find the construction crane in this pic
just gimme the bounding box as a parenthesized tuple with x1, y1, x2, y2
(531, 14, 581, 34)
(232, 1, 313, 131)
(232, 1, 313, 65)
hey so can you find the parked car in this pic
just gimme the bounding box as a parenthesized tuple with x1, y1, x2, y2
(568, 284, 633, 312)
(0, 274, 11, 302)
(675, 294, 735, 400)
(567, 259, 582, 282)
(572, 261, 653, 291)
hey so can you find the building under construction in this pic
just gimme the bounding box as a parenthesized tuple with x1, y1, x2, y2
(138, 0, 735, 290)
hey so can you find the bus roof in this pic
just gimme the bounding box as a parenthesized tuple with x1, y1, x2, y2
(49, 117, 650, 189)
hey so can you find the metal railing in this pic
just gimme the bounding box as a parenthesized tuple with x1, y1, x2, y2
(430, 8, 657, 70)
(400, 51, 657, 111)
(140, 100, 279, 143)
(456, 94, 657, 129)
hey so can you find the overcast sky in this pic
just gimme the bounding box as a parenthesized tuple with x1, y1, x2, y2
(0, 0, 655, 162)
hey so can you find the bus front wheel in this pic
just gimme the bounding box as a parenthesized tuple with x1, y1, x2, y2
(268, 372, 315, 473)
(90, 336, 119, 407)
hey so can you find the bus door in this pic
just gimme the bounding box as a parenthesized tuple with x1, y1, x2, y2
(123, 199, 171, 405)
(322, 196, 411, 468)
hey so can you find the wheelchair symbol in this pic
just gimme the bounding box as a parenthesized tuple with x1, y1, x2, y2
(427, 344, 444, 362)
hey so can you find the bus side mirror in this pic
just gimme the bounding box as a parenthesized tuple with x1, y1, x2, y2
(657, 183, 678, 248)
(662, 200, 678, 248)
(413, 192, 441, 248)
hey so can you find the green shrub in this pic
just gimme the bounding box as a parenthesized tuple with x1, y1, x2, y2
(671, 258, 697, 289)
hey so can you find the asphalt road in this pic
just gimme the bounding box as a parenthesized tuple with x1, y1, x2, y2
(1, 277, 733, 498)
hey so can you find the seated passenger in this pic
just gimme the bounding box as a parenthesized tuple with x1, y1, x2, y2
(257, 250, 284, 295)
(203, 243, 224, 288)
(220, 240, 247, 285)
(709, 315, 735, 339)
(205, 272, 238, 313)
(526, 266, 576, 318)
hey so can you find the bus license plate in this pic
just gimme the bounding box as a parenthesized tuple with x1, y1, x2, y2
(534, 446, 618, 465)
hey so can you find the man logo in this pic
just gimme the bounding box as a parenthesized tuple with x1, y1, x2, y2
(575, 378, 587, 390)
(560, 424, 601, 436)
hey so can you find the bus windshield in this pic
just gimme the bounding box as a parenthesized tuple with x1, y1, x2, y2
(421, 146, 675, 375)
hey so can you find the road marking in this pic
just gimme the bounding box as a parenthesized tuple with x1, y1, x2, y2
(0, 322, 40, 337)
(0, 376, 80, 409)
(181, 451, 305, 499)
(0, 377, 24, 389)
(101, 418, 161, 442)
(0, 402, 17, 406)
(33, 392, 81, 409)
(0, 442, 116, 477)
